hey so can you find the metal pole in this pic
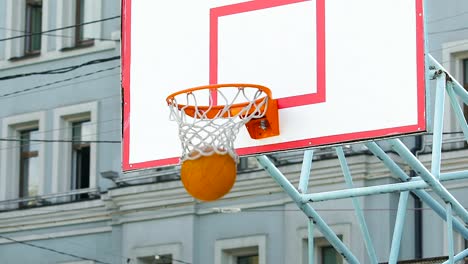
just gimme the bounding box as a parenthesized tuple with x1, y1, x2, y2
(302, 179, 440, 202)
(301, 171, 468, 202)
(299, 150, 314, 193)
(336, 147, 378, 264)
(412, 171, 468, 182)
(447, 203, 454, 264)
(446, 82, 468, 141)
(432, 72, 446, 180)
(365, 142, 468, 239)
(428, 54, 468, 105)
(442, 249, 468, 264)
(308, 218, 315, 264)
(256, 155, 360, 264)
(388, 191, 409, 264)
(389, 139, 468, 224)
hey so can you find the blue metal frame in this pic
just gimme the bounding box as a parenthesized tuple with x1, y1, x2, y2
(255, 54, 468, 263)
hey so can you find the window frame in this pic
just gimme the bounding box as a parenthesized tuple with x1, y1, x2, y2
(74, 0, 95, 48)
(463, 58, 468, 121)
(214, 235, 266, 264)
(51, 102, 97, 194)
(24, 0, 43, 56)
(56, 0, 102, 51)
(18, 128, 40, 199)
(0, 112, 46, 203)
(71, 120, 91, 191)
(298, 223, 351, 264)
(131, 243, 182, 264)
(4, 0, 49, 60)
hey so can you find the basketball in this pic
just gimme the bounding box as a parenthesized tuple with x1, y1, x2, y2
(180, 151, 237, 201)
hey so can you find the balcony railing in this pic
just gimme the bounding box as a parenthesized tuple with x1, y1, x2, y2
(0, 187, 100, 212)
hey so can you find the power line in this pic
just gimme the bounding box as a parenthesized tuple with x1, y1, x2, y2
(0, 26, 116, 42)
(0, 128, 121, 151)
(0, 117, 120, 139)
(0, 73, 120, 100)
(13, 225, 132, 264)
(0, 65, 120, 98)
(0, 15, 120, 42)
(0, 234, 111, 264)
(0, 56, 120, 81)
(0, 138, 120, 144)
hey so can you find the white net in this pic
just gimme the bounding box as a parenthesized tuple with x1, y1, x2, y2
(167, 84, 271, 162)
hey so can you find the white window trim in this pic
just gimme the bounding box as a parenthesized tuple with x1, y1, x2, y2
(132, 243, 182, 263)
(214, 235, 266, 264)
(5, 0, 26, 59)
(441, 39, 468, 134)
(51, 102, 98, 194)
(298, 223, 351, 264)
(56, 0, 103, 50)
(0, 111, 46, 201)
(4, 0, 50, 59)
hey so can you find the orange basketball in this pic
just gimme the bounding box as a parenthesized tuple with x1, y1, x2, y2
(180, 152, 237, 201)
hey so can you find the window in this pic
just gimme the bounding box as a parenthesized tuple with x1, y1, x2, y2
(465, 239, 468, 264)
(320, 245, 342, 264)
(0, 112, 45, 204)
(5, 0, 47, 59)
(132, 244, 182, 264)
(56, 0, 101, 50)
(237, 254, 259, 264)
(19, 129, 40, 199)
(463, 58, 468, 121)
(24, 0, 42, 55)
(302, 236, 343, 264)
(74, 0, 94, 47)
(299, 224, 350, 264)
(215, 235, 266, 264)
(155, 254, 173, 264)
(71, 120, 91, 199)
(136, 254, 173, 264)
(52, 102, 97, 195)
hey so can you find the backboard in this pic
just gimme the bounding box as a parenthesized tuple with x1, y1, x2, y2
(121, 0, 426, 171)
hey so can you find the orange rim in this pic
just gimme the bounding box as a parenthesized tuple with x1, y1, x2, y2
(166, 84, 273, 119)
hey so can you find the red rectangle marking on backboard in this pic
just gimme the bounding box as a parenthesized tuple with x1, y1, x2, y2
(209, 0, 326, 109)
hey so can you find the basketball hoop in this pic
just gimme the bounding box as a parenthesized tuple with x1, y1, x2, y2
(166, 84, 279, 201)
(166, 83, 279, 162)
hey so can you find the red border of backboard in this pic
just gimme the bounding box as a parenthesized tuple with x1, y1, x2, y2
(121, 0, 426, 171)
(209, 0, 326, 108)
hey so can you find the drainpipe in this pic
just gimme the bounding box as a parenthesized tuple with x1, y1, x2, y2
(411, 135, 424, 259)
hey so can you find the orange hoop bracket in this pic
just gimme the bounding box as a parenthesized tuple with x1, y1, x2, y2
(166, 84, 280, 139)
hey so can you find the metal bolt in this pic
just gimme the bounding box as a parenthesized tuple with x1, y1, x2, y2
(260, 120, 268, 130)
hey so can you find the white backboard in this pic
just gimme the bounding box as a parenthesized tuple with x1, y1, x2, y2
(121, 0, 426, 171)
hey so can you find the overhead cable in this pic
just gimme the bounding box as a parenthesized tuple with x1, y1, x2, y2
(0, 26, 116, 42)
(0, 56, 120, 81)
(0, 15, 120, 42)
(0, 65, 120, 98)
(0, 138, 120, 144)
(0, 234, 111, 264)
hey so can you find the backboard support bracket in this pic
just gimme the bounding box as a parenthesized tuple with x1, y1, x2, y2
(245, 98, 280, 139)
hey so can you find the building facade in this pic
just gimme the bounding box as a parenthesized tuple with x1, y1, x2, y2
(0, 0, 467, 264)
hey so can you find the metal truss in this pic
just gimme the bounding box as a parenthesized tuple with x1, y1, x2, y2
(256, 55, 468, 264)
